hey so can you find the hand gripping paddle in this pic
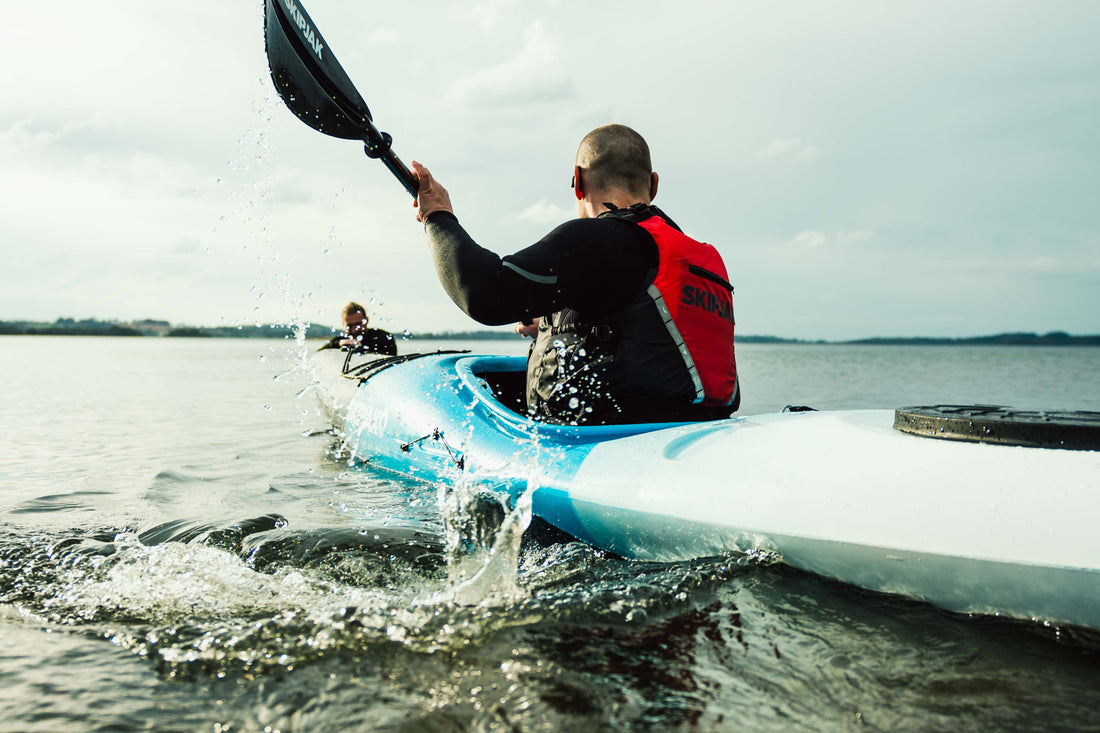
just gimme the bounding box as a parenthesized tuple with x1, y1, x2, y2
(264, 0, 418, 198)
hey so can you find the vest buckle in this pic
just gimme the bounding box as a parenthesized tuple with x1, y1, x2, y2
(592, 325, 613, 342)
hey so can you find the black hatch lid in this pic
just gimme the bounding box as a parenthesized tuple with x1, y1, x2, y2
(894, 405, 1100, 451)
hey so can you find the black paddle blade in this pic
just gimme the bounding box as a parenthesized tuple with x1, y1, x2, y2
(264, 0, 372, 139)
(264, 0, 420, 198)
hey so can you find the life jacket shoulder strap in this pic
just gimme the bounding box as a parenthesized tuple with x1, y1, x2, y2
(596, 203, 684, 233)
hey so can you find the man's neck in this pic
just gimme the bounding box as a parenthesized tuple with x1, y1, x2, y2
(579, 189, 650, 219)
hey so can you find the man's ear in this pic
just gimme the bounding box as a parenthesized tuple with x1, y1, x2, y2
(649, 172, 659, 202)
(573, 165, 584, 201)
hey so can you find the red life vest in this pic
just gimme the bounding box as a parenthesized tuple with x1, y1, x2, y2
(636, 215, 737, 406)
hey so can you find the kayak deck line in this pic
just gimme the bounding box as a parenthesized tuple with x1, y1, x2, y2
(339, 349, 472, 381)
(311, 348, 1100, 631)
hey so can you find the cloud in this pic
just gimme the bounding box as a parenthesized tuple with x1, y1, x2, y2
(445, 22, 575, 109)
(0, 119, 55, 153)
(364, 27, 400, 46)
(836, 230, 875, 244)
(515, 198, 572, 225)
(791, 230, 828, 248)
(450, 0, 518, 33)
(758, 138, 820, 162)
(788, 230, 876, 248)
(1024, 254, 1100, 275)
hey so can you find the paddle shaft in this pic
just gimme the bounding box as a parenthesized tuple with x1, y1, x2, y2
(382, 153, 419, 199)
(366, 140, 418, 199)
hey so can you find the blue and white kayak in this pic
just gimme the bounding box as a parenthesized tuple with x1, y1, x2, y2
(313, 348, 1100, 631)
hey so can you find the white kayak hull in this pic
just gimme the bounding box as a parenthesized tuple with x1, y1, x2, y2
(542, 411, 1100, 628)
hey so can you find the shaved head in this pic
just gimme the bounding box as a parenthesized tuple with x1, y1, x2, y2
(575, 124, 653, 198)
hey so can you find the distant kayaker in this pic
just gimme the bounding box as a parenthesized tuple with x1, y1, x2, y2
(317, 301, 397, 355)
(412, 124, 739, 425)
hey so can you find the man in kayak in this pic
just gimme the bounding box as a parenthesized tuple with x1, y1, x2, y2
(317, 301, 397, 355)
(412, 124, 738, 424)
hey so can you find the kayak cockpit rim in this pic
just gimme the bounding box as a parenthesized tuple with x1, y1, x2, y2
(453, 355, 690, 443)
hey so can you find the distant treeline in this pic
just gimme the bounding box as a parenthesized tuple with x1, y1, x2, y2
(0, 318, 334, 339)
(841, 332, 1100, 346)
(0, 319, 146, 337)
(737, 335, 827, 344)
(1, 319, 1097, 345)
(420, 331, 1100, 345)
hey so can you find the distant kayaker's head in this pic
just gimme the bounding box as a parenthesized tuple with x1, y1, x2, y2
(341, 301, 369, 337)
(573, 124, 659, 218)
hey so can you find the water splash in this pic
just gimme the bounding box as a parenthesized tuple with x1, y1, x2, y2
(447, 484, 533, 607)
(432, 440, 544, 607)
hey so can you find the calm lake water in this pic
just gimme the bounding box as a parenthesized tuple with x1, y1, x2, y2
(1, 335, 1098, 732)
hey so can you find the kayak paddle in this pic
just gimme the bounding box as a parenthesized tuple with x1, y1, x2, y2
(263, 0, 418, 198)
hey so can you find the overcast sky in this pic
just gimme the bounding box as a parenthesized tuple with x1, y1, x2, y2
(2, 0, 1097, 340)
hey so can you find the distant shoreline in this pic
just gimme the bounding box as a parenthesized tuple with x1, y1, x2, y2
(738, 332, 1100, 346)
(418, 331, 1100, 346)
(1, 320, 1097, 346)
